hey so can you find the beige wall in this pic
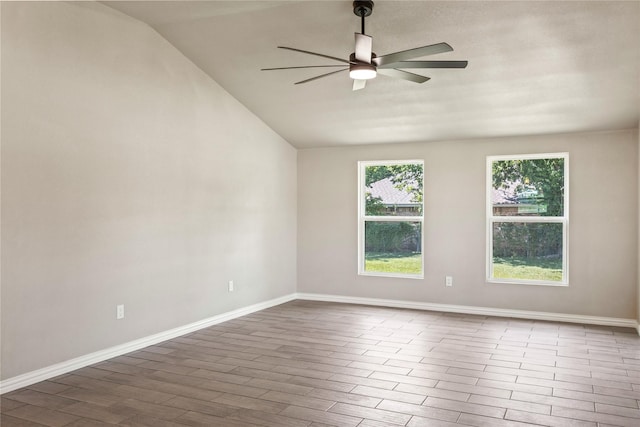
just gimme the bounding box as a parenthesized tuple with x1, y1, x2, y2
(298, 130, 638, 319)
(1, 2, 297, 380)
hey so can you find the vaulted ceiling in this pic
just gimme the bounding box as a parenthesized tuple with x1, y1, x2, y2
(104, 1, 640, 148)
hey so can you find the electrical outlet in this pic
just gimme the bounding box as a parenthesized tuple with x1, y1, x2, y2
(228, 280, 234, 292)
(445, 276, 453, 287)
(116, 304, 125, 319)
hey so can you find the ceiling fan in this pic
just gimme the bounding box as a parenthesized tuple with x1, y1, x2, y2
(261, 0, 468, 91)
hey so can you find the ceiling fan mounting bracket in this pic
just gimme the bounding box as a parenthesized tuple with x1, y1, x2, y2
(353, 1, 374, 18)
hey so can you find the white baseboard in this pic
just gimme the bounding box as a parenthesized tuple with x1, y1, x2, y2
(2, 292, 637, 394)
(0, 293, 297, 394)
(296, 292, 640, 331)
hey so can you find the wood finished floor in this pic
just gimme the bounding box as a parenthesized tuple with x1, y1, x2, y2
(2, 300, 640, 427)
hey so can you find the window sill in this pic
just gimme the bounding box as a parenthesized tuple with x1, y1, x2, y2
(359, 271, 424, 280)
(487, 278, 568, 287)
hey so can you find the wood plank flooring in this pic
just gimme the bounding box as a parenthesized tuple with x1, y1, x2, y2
(2, 300, 640, 426)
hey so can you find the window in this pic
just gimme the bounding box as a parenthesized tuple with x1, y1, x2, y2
(358, 160, 424, 278)
(487, 153, 568, 285)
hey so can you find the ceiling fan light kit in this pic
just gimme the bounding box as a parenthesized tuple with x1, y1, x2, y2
(262, 1, 468, 91)
(349, 64, 377, 80)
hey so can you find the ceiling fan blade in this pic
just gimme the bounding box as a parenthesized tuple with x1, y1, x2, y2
(294, 68, 348, 85)
(373, 42, 453, 67)
(352, 79, 367, 91)
(278, 46, 351, 64)
(377, 68, 430, 83)
(354, 33, 373, 64)
(379, 60, 468, 69)
(262, 65, 348, 71)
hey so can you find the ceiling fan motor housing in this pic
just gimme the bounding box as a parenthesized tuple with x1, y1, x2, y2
(349, 53, 376, 80)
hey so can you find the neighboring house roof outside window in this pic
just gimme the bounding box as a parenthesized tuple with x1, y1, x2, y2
(367, 177, 418, 207)
(492, 180, 542, 205)
(492, 180, 547, 215)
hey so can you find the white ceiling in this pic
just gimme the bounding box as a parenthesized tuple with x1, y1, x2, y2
(104, 1, 640, 149)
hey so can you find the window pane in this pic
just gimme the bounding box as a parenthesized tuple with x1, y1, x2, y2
(365, 164, 423, 216)
(364, 221, 422, 275)
(491, 158, 564, 217)
(492, 222, 563, 282)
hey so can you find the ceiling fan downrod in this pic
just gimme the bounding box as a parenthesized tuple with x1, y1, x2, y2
(353, 0, 374, 35)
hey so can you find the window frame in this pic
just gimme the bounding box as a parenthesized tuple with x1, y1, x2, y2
(486, 152, 569, 286)
(357, 160, 425, 279)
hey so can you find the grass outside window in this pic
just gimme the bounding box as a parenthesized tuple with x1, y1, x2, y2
(364, 252, 422, 275)
(492, 256, 563, 282)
